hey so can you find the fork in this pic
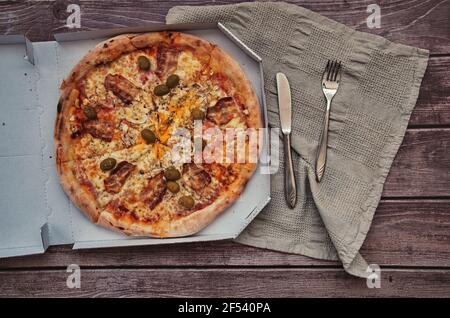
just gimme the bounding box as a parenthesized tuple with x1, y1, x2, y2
(315, 60, 342, 182)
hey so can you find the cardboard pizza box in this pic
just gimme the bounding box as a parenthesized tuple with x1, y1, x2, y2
(0, 23, 270, 258)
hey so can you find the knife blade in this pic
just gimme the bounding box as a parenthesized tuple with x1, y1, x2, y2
(276, 72, 297, 208)
(276, 73, 292, 135)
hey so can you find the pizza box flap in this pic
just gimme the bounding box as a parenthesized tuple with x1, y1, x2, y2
(0, 23, 270, 259)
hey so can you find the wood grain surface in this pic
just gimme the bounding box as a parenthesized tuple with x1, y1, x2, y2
(1, 0, 449, 54)
(0, 0, 449, 298)
(1, 268, 450, 297)
(1, 200, 449, 269)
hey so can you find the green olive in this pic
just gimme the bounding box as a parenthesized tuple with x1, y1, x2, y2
(100, 157, 117, 172)
(164, 166, 181, 181)
(167, 181, 180, 193)
(179, 195, 195, 209)
(84, 106, 97, 120)
(154, 84, 170, 96)
(137, 56, 151, 71)
(191, 108, 205, 120)
(166, 74, 180, 88)
(141, 128, 157, 144)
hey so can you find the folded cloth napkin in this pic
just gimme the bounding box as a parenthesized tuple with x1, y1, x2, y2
(167, 1, 429, 277)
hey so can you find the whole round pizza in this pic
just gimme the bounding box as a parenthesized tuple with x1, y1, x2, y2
(55, 31, 262, 237)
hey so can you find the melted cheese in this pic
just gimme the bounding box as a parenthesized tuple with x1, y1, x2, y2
(176, 51, 202, 80)
(77, 135, 123, 158)
(84, 67, 109, 102)
(117, 101, 150, 124)
(75, 45, 245, 220)
(224, 116, 247, 129)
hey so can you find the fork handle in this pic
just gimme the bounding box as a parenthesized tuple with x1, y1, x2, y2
(316, 101, 331, 182)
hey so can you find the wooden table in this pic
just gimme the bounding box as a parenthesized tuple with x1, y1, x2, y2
(0, 0, 449, 298)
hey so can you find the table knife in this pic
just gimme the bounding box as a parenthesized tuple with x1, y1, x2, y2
(276, 72, 297, 208)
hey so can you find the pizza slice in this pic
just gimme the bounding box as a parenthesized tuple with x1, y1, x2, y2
(57, 142, 164, 219)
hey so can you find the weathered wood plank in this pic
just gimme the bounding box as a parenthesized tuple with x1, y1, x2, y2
(411, 57, 450, 127)
(1, 200, 448, 269)
(0, 2, 449, 126)
(0, 0, 448, 54)
(383, 128, 450, 197)
(1, 268, 449, 297)
(362, 200, 450, 265)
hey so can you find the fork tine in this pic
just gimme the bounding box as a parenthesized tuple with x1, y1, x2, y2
(326, 60, 331, 81)
(335, 61, 342, 81)
(324, 60, 331, 80)
(333, 60, 339, 81)
(326, 60, 333, 81)
(327, 60, 336, 81)
(331, 61, 337, 81)
(330, 60, 339, 81)
(331, 61, 339, 81)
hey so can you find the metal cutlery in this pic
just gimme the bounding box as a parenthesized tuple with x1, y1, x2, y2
(315, 60, 342, 182)
(276, 72, 297, 208)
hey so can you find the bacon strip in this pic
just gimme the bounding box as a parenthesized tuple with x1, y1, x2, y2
(107, 199, 129, 216)
(206, 97, 237, 125)
(104, 161, 136, 194)
(183, 163, 211, 192)
(104, 74, 139, 104)
(94, 97, 115, 109)
(140, 172, 167, 210)
(83, 120, 114, 142)
(74, 161, 96, 195)
(155, 46, 179, 78)
(204, 163, 236, 186)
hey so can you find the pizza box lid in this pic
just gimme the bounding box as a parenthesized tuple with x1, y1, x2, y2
(0, 23, 271, 258)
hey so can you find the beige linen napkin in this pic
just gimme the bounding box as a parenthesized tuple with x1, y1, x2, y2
(167, 1, 429, 277)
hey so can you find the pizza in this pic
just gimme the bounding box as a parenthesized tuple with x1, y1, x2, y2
(55, 31, 262, 237)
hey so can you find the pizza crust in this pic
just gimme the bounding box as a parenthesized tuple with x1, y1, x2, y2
(57, 160, 100, 222)
(55, 31, 263, 238)
(55, 88, 79, 164)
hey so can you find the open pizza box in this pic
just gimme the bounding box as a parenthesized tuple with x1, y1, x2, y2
(0, 23, 271, 258)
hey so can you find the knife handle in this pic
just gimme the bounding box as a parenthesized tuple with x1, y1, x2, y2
(283, 134, 297, 208)
(315, 103, 330, 182)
